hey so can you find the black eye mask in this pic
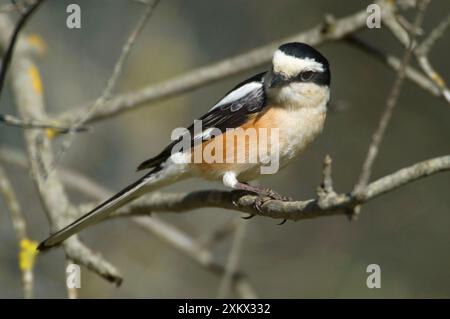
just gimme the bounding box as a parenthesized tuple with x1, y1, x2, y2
(292, 69, 330, 86)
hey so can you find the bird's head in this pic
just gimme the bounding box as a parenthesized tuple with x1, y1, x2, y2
(265, 42, 330, 108)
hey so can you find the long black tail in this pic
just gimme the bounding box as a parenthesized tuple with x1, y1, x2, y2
(37, 170, 174, 251)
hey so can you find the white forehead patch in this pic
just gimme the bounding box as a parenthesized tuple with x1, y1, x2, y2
(273, 50, 324, 77)
(211, 81, 262, 110)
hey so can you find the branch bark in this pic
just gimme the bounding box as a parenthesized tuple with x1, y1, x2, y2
(345, 35, 443, 101)
(106, 155, 450, 222)
(355, 0, 430, 194)
(383, 2, 450, 105)
(0, 147, 257, 298)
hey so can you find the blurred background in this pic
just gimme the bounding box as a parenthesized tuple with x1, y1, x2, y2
(0, 0, 449, 298)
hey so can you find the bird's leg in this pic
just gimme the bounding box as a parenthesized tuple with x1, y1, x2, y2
(232, 182, 292, 223)
(253, 186, 292, 225)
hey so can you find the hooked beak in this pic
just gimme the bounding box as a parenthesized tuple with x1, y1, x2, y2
(269, 72, 288, 88)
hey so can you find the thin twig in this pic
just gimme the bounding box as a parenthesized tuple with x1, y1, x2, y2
(355, 0, 430, 194)
(0, 162, 34, 298)
(383, 3, 450, 105)
(134, 216, 257, 298)
(0, 14, 123, 285)
(415, 13, 450, 104)
(70, 178, 257, 298)
(0, 147, 257, 298)
(132, 0, 152, 4)
(0, 113, 89, 133)
(198, 218, 239, 249)
(415, 13, 450, 56)
(319, 155, 334, 195)
(56, 0, 393, 123)
(345, 35, 443, 100)
(99, 155, 450, 223)
(217, 218, 248, 298)
(0, 0, 45, 102)
(51, 0, 160, 173)
(3, 148, 449, 236)
(0, 3, 163, 285)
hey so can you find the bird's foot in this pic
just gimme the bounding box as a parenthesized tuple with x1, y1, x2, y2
(252, 188, 292, 225)
(231, 183, 292, 224)
(230, 190, 258, 220)
(230, 189, 252, 207)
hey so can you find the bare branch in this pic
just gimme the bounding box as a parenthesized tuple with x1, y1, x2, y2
(345, 35, 443, 100)
(71, 184, 257, 297)
(0, 14, 123, 285)
(0, 147, 257, 297)
(415, 13, 450, 56)
(57, 0, 396, 123)
(317, 155, 334, 196)
(217, 218, 248, 298)
(0, 162, 34, 298)
(134, 216, 257, 298)
(197, 218, 239, 250)
(0, 113, 89, 133)
(3, 153, 449, 292)
(0, 1, 161, 285)
(109, 155, 450, 222)
(355, 0, 429, 193)
(415, 54, 450, 104)
(383, 3, 450, 105)
(132, 0, 152, 4)
(54, 0, 161, 168)
(415, 13, 450, 104)
(0, 0, 45, 102)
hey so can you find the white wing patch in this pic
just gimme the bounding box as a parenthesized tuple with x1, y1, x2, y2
(193, 127, 221, 141)
(211, 81, 262, 110)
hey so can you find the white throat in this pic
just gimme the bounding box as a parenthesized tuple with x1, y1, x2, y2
(268, 82, 330, 111)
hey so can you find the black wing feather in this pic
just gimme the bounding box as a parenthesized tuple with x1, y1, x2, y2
(137, 72, 267, 171)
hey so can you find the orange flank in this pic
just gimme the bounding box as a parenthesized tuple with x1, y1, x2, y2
(191, 105, 284, 178)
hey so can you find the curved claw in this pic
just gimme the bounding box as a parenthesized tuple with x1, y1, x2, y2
(277, 219, 287, 225)
(242, 214, 255, 220)
(253, 196, 267, 214)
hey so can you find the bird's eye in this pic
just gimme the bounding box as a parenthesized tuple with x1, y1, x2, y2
(300, 71, 314, 81)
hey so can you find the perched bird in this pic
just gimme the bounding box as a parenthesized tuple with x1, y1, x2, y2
(37, 42, 331, 251)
